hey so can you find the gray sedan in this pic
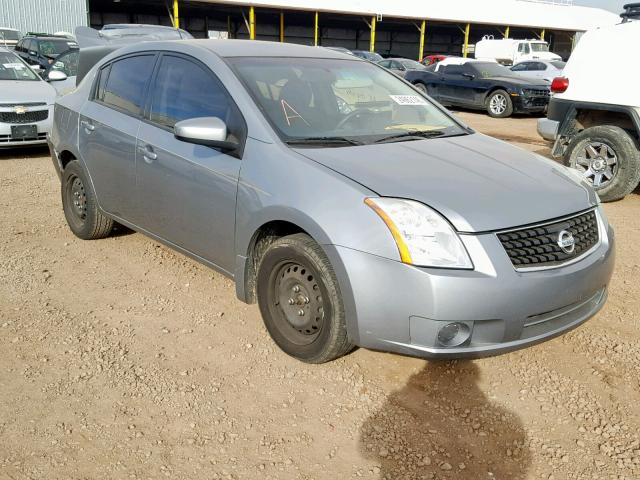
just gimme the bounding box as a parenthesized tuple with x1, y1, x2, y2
(48, 40, 614, 363)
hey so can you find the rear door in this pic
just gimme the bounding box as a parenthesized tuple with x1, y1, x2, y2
(78, 53, 156, 220)
(135, 53, 246, 272)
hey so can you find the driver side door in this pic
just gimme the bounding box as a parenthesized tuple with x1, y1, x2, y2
(135, 53, 246, 273)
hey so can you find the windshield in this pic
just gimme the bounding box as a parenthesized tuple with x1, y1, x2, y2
(38, 39, 78, 57)
(0, 52, 38, 81)
(49, 49, 78, 76)
(230, 57, 465, 145)
(530, 43, 550, 52)
(471, 62, 513, 78)
(0, 29, 20, 41)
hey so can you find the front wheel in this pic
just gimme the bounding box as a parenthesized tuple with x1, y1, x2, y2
(256, 233, 353, 363)
(565, 125, 640, 202)
(486, 89, 513, 118)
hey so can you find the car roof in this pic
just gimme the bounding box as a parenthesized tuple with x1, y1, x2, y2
(133, 39, 367, 60)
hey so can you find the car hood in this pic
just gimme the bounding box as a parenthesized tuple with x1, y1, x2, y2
(0, 80, 57, 104)
(488, 76, 548, 87)
(294, 133, 595, 233)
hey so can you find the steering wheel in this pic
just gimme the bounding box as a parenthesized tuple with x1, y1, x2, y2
(335, 109, 377, 130)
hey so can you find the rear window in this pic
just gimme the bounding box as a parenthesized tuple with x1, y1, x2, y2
(550, 61, 566, 69)
(99, 55, 155, 116)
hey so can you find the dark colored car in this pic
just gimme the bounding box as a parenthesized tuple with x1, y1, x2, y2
(351, 50, 383, 62)
(405, 60, 550, 118)
(377, 58, 426, 78)
(14, 34, 78, 71)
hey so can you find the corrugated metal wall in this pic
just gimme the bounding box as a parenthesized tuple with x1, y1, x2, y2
(0, 0, 87, 35)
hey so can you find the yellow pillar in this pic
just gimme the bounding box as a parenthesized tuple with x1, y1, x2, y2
(173, 0, 179, 28)
(280, 12, 284, 42)
(504, 25, 510, 38)
(540, 28, 545, 41)
(418, 20, 426, 61)
(249, 6, 256, 40)
(463, 23, 470, 58)
(369, 16, 376, 52)
(314, 11, 319, 46)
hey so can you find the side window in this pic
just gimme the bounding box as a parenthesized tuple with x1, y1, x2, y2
(443, 65, 463, 75)
(148, 55, 240, 134)
(15, 39, 23, 52)
(511, 63, 526, 72)
(30, 40, 39, 54)
(23, 39, 32, 53)
(379, 60, 390, 68)
(95, 64, 111, 101)
(100, 55, 155, 116)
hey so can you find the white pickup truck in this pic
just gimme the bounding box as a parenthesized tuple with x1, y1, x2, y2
(538, 3, 640, 202)
(475, 37, 562, 65)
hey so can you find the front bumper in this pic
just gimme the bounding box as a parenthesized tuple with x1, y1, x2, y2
(325, 210, 615, 359)
(0, 105, 53, 148)
(513, 94, 549, 114)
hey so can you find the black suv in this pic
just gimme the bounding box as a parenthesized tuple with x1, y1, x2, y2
(14, 34, 78, 71)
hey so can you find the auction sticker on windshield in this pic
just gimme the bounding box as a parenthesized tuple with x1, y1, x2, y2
(390, 95, 429, 106)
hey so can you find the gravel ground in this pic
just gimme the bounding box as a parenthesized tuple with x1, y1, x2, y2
(1, 112, 639, 480)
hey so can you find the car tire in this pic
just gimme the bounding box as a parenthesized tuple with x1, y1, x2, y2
(565, 125, 640, 202)
(486, 89, 513, 118)
(413, 82, 428, 94)
(61, 160, 114, 239)
(256, 233, 353, 363)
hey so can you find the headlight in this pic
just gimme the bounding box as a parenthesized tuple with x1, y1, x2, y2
(365, 197, 473, 269)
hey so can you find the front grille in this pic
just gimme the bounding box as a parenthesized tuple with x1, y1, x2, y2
(0, 110, 48, 124)
(497, 210, 599, 269)
(0, 102, 47, 107)
(522, 88, 550, 98)
(0, 132, 46, 143)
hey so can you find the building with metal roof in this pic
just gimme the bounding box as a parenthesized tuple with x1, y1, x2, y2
(0, 0, 622, 60)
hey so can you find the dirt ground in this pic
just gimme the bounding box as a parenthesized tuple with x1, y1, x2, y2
(1, 112, 639, 480)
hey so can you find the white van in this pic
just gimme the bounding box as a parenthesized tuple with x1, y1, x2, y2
(538, 3, 640, 202)
(475, 37, 561, 65)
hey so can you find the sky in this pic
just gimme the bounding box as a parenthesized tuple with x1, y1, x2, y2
(574, 0, 626, 13)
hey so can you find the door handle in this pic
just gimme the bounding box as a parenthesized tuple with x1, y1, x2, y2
(138, 145, 157, 163)
(80, 120, 95, 132)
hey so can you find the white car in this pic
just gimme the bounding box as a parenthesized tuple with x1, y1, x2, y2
(0, 47, 56, 147)
(538, 3, 640, 201)
(0, 27, 21, 49)
(510, 59, 566, 83)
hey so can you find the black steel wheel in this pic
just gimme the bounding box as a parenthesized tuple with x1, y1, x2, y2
(61, 160, 113, 239)
(256, 233, 353, 363)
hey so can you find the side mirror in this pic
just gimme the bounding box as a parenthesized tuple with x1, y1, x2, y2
(174, 117, 238, 151)
(47, 70, 67, 82)
(462, 73, 475, 80)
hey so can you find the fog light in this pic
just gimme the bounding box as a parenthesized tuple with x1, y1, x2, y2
(437, 322, 471, 347)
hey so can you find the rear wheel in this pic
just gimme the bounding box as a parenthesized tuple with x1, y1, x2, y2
(256, 233, 353, 363)
(565, 125, 640, 202)
(486, 89, 513, 118)
(61, 160, 113, 239)
(413, 82, 428, 94)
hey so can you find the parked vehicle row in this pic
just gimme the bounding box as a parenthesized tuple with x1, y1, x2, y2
(48, 39, 613, 364)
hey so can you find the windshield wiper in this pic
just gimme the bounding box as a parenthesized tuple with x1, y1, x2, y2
(374, 130, 446, 144)
(285, 136, 363, 146)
